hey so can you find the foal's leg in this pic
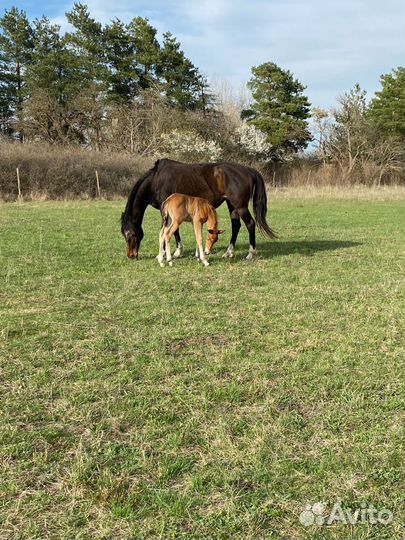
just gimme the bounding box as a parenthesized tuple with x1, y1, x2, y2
(223, 200, 241, 258)
(173, 229, 184, 258)
(164, 223, 178, 267)
(239, 208, 257, 260)
(194, 220, 209, 267)
(157, 226, 166, 267)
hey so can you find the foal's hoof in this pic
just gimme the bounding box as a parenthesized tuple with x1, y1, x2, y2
(159, 262, 165, 268)
(202, 260, 210, 267)
(222, 250, 234, 258)
(168, 260, 173, 267)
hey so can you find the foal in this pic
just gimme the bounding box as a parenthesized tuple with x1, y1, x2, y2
(158, 194, 224, 267)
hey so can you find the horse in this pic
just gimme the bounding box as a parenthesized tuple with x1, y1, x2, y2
(158, 193, 224, 267)
(121, 158, 277, 260)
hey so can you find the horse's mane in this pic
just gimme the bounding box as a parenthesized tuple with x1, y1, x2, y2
(121, 161, 159, 226)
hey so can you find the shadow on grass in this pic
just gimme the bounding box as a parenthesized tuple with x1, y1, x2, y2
(134, 240, 362, 262)
(253, 239, 362, 259)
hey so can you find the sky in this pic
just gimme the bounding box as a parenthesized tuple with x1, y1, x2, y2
(3, 0, 404, 109)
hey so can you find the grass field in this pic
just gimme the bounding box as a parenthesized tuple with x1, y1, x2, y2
(1, 188, 404, 539)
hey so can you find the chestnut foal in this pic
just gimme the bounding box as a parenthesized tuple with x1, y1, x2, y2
(158, 194, 224, 267)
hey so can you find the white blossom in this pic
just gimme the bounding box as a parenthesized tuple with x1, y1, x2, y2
(160, 129, 222, 162)
(233, 122, 272, 162)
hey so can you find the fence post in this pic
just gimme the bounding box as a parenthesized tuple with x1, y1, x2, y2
(16, 167, 22, 200)
(95, 170, 101, 199)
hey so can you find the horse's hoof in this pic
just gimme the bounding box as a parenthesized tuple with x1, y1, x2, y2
(246, 248, 257, 261)
(223, 251, 234, 258)
(159, 262, 165, 267)
(173, 245, 184, 258)
(168, 261, 173, 267)
(203, 260, 210, 267)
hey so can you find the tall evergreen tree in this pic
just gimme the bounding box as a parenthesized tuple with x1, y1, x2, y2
(129, 17, 160, 89)
(104, 19, 139, 103)
(26, 17, 78, 103)
(158, 32, 203, 110)
(242, 62, 311, 156)
(65, 3, 109, 148)
(65, 3, 108, 93)
(368, 67, 405, 139)
(0, 7, 34, 136)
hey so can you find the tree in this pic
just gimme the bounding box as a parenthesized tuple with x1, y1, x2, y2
(242, 62, 311, 157)
(158, 32, 205, 110)
(128, 17, 160, 89)
(0, 7, 34, 137)
(104, 19, 139, 103)
(328, 84, 370, 180)
(26, 17, 78, 102)
(65, 3, 108, 93)
(65, 3, 109, 149)
(368, 67, 405, 139)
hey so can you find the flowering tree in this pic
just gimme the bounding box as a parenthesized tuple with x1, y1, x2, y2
(160, 129, 222, 162)
(233, 122, 273, 163)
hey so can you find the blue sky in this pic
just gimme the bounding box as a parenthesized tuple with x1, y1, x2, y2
(3, 0, 404, 109)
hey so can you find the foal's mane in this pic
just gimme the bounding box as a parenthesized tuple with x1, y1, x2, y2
(121, 160, 159, 226)
(206, 203, 218, 229)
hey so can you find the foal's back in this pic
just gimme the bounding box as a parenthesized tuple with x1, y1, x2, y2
(163, 193, 214, 223)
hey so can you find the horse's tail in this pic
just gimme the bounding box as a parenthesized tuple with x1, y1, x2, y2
(252, 170, 277, 238)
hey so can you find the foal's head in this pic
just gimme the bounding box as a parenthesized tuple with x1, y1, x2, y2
(206, 228, 225, 253)
(205, 205, 224, 254)
(121, 213, 144, 259)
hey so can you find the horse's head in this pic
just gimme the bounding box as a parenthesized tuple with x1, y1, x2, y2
(206, 228, 225, 254)
(121, 213, 144, 259)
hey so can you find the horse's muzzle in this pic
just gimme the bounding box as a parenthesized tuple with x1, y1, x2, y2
(127, 250, 138, 259)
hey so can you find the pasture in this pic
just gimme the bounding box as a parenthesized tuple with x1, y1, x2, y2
(0, 188, 404, 539)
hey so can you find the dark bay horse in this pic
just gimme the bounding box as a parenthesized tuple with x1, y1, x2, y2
(121, 158, 277, 260)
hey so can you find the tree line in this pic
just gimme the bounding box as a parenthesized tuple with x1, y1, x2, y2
(0, 4, 211, 145)
(0, 3, 404, 187)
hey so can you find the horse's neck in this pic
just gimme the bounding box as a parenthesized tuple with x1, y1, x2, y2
(131, 183, 149, 224)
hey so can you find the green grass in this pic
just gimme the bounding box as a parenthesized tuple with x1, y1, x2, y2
(1, 189, 404, 539)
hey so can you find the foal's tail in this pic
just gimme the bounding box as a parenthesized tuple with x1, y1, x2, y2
(252, 170, 277, 238)
(161, 200, 171, 227)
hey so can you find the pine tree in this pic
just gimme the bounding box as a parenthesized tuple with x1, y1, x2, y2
(26, 17, 78, 103)
(242, 62, 311, 156)
(158, 32, 203, 110)
(128, 17, 160, 89)
(65, 3, 109, 148)
(65, 3, 108, 93)
(104, 19, 139, 103)
(0, 7, 34, 137)
(368, 67, 405, 139)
